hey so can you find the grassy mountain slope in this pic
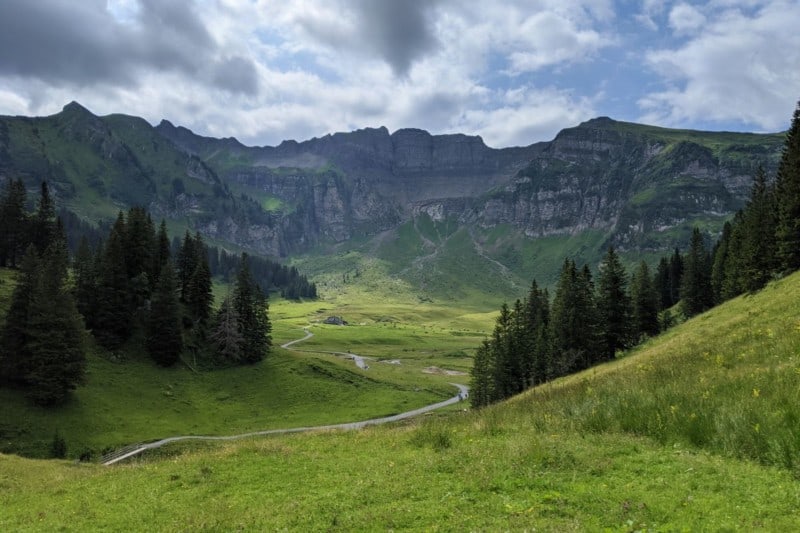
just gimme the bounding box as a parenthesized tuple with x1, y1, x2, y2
(3, 270, 800, 529)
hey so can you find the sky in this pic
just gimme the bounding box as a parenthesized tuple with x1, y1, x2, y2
(0, 0, 799, 148)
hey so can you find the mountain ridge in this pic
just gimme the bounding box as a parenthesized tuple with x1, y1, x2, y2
(0, 102, 786, 297)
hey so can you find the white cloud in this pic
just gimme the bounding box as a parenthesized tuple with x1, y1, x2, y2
(668, 3, 707, 36)
(640, 1, 800, 131)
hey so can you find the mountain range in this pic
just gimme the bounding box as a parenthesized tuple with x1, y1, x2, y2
(0, 102, 786, 300)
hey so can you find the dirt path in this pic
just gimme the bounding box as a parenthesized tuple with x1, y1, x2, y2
(103, 330, 468, 465)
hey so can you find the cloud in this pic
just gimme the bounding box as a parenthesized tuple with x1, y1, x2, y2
(0, 0, 258, 95)
(668, 3, 707, 36)
(292, 0, 441, 77)
(640, 1, 800, 131)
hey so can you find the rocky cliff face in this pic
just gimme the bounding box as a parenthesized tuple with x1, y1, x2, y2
(156, 116, 784, 255)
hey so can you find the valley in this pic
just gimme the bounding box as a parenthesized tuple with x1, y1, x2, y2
(2, 268, 800, 530)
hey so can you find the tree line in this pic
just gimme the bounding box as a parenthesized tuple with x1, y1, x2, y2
(0, 185, 275, 405)
(472, 99, 800, 408)
(56, 207, 317, 300)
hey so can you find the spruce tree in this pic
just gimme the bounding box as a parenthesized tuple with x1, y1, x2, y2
(185, 234, 213, 324)
(739, 167, 777, 292)
(177, 231, 197, 302)
(523, 280, 550, 385)
(550, 259, 598, 375)
(151, 220, 171, 285)
(630, 261, 660, 340)
(654, 257, 671, 310)
(0, 178, 28, 268)
(30, 181, 55, 253)
(24, 239, 87, 405)
(0, 246, 38, 382)
(146, 262, 183, 367)
(72, 236, 98, 329)
(597, 247, 632, 360)
(469, 340, 495, 408)
(94, 212, 132, 349)
(680, 228, 714, 317)
(776, 100, 800, 272)
(232, 253, 271, 364)
(668, 249, 684, 307)
(711, 221, 733, 304)
(210, 295, 244, 364)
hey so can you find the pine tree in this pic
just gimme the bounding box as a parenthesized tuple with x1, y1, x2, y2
(94, 212, 132, 349)
(232, 253, 271, 364)
(0, 246, 38, 382)
(550, 259, 598, 375)
(72, 236, 98, 329)
(151, 220, 171, 285)
(668, 249, 684, 307)
(523, 280, 550, 385)
(654, 256, 671, 310)
(680, 228, 714, 317)
(30, 181, 55, 253)
(739, 167, 777, 292)
(210, 295, 244, 364)
(0, 178, 28, 268)
(597, 247, 632, 360)
(469, 340, 495, 408)
(24, 239, 87, 405)
(711, 221, 733, 303)
(630, 261, 660, 340)
(146, 262, 183, 367)
(177, 231, 197, 302)
(776, 100, 800, 272)
(185, 234, 213, 324)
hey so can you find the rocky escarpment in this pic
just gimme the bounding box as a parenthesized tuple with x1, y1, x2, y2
(157, 116, 784, 255)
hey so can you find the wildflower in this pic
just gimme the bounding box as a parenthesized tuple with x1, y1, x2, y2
(752, 388, 760, 398)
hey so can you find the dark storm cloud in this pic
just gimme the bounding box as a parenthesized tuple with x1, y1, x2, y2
(0, 0, 258, 95)
(212, 56, 259, 95)
(353, 0, 441, 76)
(298, 0, 442, 77)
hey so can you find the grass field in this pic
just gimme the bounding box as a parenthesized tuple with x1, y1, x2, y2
(3, 267, 800, 529)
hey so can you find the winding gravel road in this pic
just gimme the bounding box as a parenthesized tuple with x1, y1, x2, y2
(102, 329, 468, 465)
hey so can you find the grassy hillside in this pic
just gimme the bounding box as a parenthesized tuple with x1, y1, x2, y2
(3, 269, 800, 529)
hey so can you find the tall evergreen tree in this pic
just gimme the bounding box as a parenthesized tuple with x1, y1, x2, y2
(146, 262, 183, 367)
(654, 256, 671, 310)
(0, 178, 28, 268)
(232, 253, 271, 364)
(776, 100, 800, 272)
(523, 280, 550, 385)
(185, 233, 213, 324)
(711, 221, 733, 304)
(597, 247, 632, 360)
(668, 248, 684, 308)
(94, 212, 132, 349)
(210, 295, 244, 364)
(24, 239, 86, 405)
(630, 261, 660, 340)
(739, 167, 777, 292)
(469, 340, 495, 408)
(151, 220, 171, 285)
(680, 228, 714, 317)
(177, 231, 198, 302)
(30, 181, 55, 254)
(0, 246, 38, 382)
(550, 259, 598, 375)
(72, 236, 98, 329)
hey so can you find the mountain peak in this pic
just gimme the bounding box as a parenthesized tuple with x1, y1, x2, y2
(61, 101, 91, 115)
(578, 116, 617, 128)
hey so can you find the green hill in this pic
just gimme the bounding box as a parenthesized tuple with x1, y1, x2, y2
(3, 269, 800, 529)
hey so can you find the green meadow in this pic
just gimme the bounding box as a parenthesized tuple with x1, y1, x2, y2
(2, 266, 800, 528)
